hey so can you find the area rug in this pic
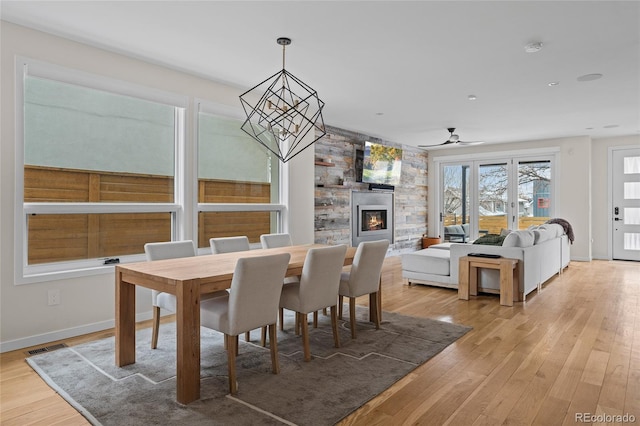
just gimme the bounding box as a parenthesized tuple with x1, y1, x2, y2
(26, 307, 471, 426)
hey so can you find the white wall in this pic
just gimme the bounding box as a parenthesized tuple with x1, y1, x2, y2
(591, 135, 640, 259)
(428, 136, 594, 261)
(0, 22, 315, 351)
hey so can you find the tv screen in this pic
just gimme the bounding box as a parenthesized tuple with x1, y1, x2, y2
(362, 141, 402, 185)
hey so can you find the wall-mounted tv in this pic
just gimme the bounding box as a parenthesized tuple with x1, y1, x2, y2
(362, 141, 402, 186)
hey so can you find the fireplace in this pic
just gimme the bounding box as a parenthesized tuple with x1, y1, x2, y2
(360, 206, 388, 232)
(352, 192, 393, 246)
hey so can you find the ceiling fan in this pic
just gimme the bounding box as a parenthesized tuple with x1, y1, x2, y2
(419, 128, 484, 147)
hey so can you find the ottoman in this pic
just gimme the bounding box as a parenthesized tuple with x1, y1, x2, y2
(402, 248, 450, 275)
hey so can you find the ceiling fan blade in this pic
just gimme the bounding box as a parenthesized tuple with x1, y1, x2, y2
(458, 140, 484, 146)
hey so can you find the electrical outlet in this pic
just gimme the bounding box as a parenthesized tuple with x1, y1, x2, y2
(48, 289, 60, 306)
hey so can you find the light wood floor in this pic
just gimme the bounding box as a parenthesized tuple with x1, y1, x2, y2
(1, 257, 638, 425)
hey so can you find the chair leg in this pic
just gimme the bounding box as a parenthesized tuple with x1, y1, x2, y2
(151, 306, 161, 349)
(301, 313, 311, 362)
(322, 308, 328, 316)
(370, 291, 380, 329)
(295, 312, 301, 335)
(330, 305, 340, 348)
(338, 295, 344, 319)
(349, 297, 357, 339)
(268, 323, 280, 374)
(279, 307, 284, 331)
(313, 311, 318, 328)
(227, 334, 238, 394)
(261, 326, 267, 347)
(245, 331, 251, 342)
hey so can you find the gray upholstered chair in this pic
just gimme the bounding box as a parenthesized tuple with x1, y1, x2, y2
(338, 239, 389, 339)
(259, 233, 293, 249)
(209, 236, 257, 344)
(144, 240, 227, 349)
(279, 244, 347, 361)
(200, 253, 291, 394)
(210, 236, 250, 254)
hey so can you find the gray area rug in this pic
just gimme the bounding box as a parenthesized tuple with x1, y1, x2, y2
(27, 307, 471, 426)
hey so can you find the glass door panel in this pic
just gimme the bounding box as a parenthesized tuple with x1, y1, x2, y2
(442, 165, 470, 240)
(478, 163, 508, 234)
(517, 160, 551, 229)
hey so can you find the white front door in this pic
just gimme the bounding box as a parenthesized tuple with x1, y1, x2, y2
(612, 148, 640, 261)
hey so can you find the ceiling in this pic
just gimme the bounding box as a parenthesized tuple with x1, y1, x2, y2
(2, 1, 639, 148)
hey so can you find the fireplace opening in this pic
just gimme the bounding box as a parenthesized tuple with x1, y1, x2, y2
(362, 209, 387, 232)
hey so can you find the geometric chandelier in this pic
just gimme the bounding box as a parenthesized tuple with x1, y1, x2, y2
(239, 37, 326, 163)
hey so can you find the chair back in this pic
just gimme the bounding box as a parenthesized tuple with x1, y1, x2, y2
(227, 253, 291, 335)
(347, 240, 389, 297)
(260, 233, 293, 248)
(144, 240, 196, 261)
(144, 241, 196, 305)
(210, 236, 250, 254)
(297, 245, 348, 313)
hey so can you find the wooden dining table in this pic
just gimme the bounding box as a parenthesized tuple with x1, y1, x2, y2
(115, 244, 358, 404)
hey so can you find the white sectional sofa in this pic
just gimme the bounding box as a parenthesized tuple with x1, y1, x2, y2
(402, 224, 571, 300)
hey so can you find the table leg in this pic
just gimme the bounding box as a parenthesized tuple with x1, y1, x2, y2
(369, 277, 382, 322)
(469, 265, 479, 296)
(175, 279, 201, 404)
(115, 269, 136, 366)
(458, 258, 470, 300)
(513, 262, 522, 302)
(499, 262, 514, 307)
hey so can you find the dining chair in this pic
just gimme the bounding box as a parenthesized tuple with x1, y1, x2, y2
(258, 233, 301, 329)
(144, 240, 227, 349)
(279, 244, 347, 361)
(259, 233, 293, 249)
(200, 252, 291, 394)
(209, 236, 258, 345)
(338, 239, 389, 339)
(210, 236, 250, 254)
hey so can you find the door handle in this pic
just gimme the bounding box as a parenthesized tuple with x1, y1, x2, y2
(614, 217, 623, 221)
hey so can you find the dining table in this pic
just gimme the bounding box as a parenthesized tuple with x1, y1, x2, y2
(115, 244, 360, 404)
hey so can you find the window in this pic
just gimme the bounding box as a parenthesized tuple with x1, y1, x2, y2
(16, 58, 187, 282)
(196, 102, 284, 249)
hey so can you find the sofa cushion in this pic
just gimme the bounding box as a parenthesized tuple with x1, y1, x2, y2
(539, 223, 564, 238)
(533, 228, 552, 244)
(401, 248, 450, 276)
(502, 230, 535, 248)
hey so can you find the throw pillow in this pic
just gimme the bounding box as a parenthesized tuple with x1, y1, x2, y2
(473, 234, 506, 245)
(502, 230, 535, 248)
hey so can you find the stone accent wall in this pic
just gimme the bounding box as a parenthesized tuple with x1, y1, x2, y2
(314, 125, 428, 253)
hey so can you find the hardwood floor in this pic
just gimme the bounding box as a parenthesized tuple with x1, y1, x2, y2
(1, 257, 638, 425)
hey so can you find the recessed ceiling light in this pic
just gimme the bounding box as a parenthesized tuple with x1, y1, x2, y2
(524, 42, 543, 53)
(467, 95, 477, 101)
(375, 112, 384, 116)
(548, 81, 560, 87)
(577, 73, 603, 82)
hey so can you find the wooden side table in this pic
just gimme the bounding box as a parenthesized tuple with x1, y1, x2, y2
(421, 237, 441, 249)
(458, 256, 520, 306)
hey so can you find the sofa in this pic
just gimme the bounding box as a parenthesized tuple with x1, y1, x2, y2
(402, 223, 571, 300)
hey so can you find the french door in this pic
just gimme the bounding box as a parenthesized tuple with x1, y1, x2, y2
(612, 148, 640, 261)
(441, 156, 554, 239)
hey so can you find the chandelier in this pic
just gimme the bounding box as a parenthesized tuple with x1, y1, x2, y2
(239, 37, 326, 163)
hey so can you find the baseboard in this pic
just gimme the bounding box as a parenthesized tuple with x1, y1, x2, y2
(0, 311, 153, 353)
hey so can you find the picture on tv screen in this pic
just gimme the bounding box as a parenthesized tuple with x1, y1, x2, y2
(362, 141, 402, 185)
